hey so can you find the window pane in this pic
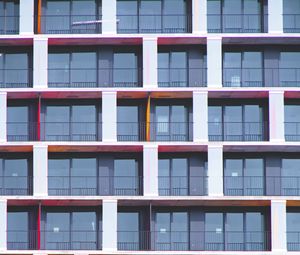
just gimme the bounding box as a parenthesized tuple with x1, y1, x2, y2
(48, 53, 70, 85)
(113, 53, 137, 84)
(7, 212, 29, 249)
(118, 212, 139, 249)
(171, 212, 188, 250)
(158, 159, 170, 195)
(205, 213, 224, 250)
(4, 159, 28, 193)
(155, 212, 171, 249)
(172, 158, 188, 195)
(46, 1, 70, 32)
(224, 159, 243, 195)
(114, 159, 137, 195)
(226, 213, 244, 250)
(48, 159, 70, 195)
(7, 106, 29, 139)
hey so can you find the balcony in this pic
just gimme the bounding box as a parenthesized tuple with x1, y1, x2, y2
(224, 176, 264, 196)
(7, 230, 37, 250)
(117, 231, 270, 251)
(284, 14, 300, 33)
(158, 176, 208, 196)
(158, 67, 207, 87)
(207, 14, 264, 33)
(0, 68, 32, 88)
(0, 15, 19, 34)
(48, 176, 143, 196)
(39, 15, 102, 34)
(0, 176, 32, 195)
(117, 14, 191, 34)
(267, 176, 300, 196)
(208, 121, 266, 141)
(285, 122, 300, 141)
(48, 67, 141, 88)
(40, 122, 102, 141)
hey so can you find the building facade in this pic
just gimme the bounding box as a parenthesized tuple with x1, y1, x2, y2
(0, 0, 300, 254)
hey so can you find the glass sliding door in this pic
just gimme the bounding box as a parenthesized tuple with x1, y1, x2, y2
(154, 212, 188, 250)
(283, 0, 300, 32)
(205, 213, 224, 250)
(163, 0, 186, 33)
(208, 106, 222, 140)
(118, 212, 140, 250)
(244, 105, 263, 141)
(285, 105, 300, 140)
(281, 159, 300, 195)
(7, 212, 30, 250)
(117, 106, 140, 141)
(117, 0, 138, 33)
(280, 52, 300, 87)
(140, 0, 161, 33)
(224, 106, 243, 140)
(223, 52, 242, 87)
(245, 212, 265, 250)
(71, 158, 97, 195)
(154, 105, 189, 141)
(48, 159, 70, 195)
(223, 0, 242, 32)
(224, 159, 243, 195)
(287, 212, 300, 250)
(0, 0, 19, 34)
(7, 106, 30, 141)
(114, 159, 139, 195)
(45, 212, 70, 250)
(225, 213, 244, 250)
(48, 53, 70, 87)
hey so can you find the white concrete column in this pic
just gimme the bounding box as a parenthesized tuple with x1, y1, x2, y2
(207, 37, 222, 88)
(269, 91, 285, 142)
(208, 145, 223, 196)
(102, 0, 117, 34)
(193, 91, 208, 142)
(143, 37, 158, 88)
(33, 38, 48, 89)
(143, 144, 158, 196)
(0, 200, 7, 251)
(102, 200, 117, 251)
(268, 0, 283, 33)
(33, 145, 48, 196)
(102, 92, 117, 142)
(0, 93, 7, 143)
(192, 0, 207, 33)
(19, 0, 34, 35)
(271, 200, 287, 252)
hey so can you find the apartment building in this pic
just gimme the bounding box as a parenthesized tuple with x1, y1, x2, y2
(0, 0, 300, 254)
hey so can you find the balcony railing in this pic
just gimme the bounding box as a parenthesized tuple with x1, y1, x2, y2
(117, 230, 270, 251)
(0, 69, 32, 88)
(40, 122, 102, 141)
(7, 122, 38, 141)
(117, 14, 191, 33)
(48, 176, 142, 196)
(266, 176, 300, 196)
(285, 122, 300, 141)
(283, 14, 300, 33)
(158, 67, 207, 87)
(48, 68, 140, 88)
(223, 68, 263, 87)
(0, 176, 32, 195)
(224, 176, 264, 196)
(7, 230, 37, 250)
(208, 121, 266, 141)
(117, 122, 146, 141)
(158, 176, 208, 196)
(207, 14, 264, 33)
(39, 15, 102, 34)
(150, 122, 192, 141)
(288, 231, 300, 251)
(0, 16, 19, 34)
(41, 230, 102, 250)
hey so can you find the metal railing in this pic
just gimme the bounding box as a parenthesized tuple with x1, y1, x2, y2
(7, 122, 38, 141)
(224, 176, 264, 196)
(117, 14, 191, 33)
(207, 14, 264, 33)
(283, 14, 300, 33)
(41, 230, 102, 250)
(39, 15, 102, 34)
(117, 122, 146, 141)
(285, 122, 300, 141)
(0, 68, 32, 88)
(266, 176, 300, 196)
(48, 67, 141, 88)
(150, 122, 193, 141)
(117, 230, 270, 251)
(48, 176, 142, 196)
(158, 176, 208, 196)
(208, 121, 266, 141)
(265, 68, 300, 87)
(0, 176, 32, 195)
(7, 230, 37, 250)
(40, 122, 102, 141)
(0, 16, 19, 34)
(158, 67, 207, 87)
(223, 68, 263, 87)
(287, 231, 300, 251)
